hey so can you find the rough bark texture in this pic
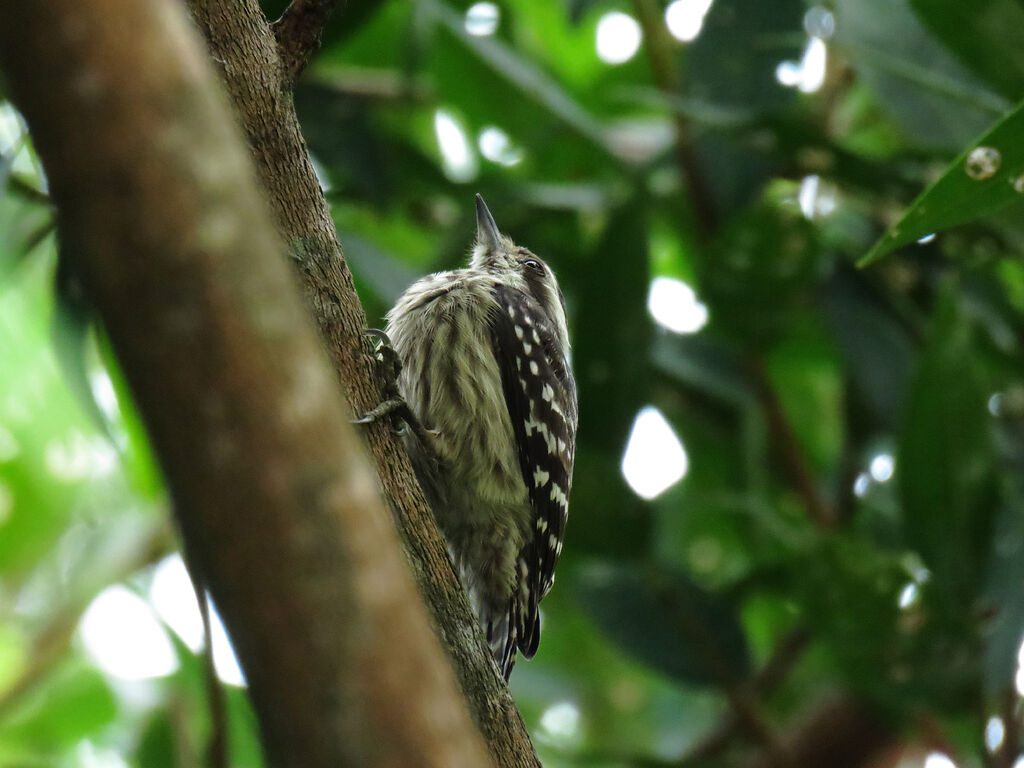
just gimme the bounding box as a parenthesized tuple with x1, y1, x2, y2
(271, 0, 342, 83)
(0, 1, 490, 766)
(185, 2, 541, 766)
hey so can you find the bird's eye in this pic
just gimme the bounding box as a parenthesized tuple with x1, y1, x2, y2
(523, 259, 543, 272)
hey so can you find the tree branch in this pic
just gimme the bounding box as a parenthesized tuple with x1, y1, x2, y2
(184, 1, 541, 764)
(749, 695, 896, 768)
(271, 0, 341, 84)
(633, 0, 718, 241)
(673, 629, 812, 767)
(0, 2, 490, 765)
(748, 356, 838, 530)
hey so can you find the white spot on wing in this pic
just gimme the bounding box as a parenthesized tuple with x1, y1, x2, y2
(549, 482, 569, 510)
(526, 418, 559, 456)
(515, 325, 524, 340)
(542, 384, 554, 402)
(529, 360, 539, 376)
(523, 342, 532, 354)
(508, 305, 516, 319)
(533, 467, 550, 487)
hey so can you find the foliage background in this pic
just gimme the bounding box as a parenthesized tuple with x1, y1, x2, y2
(2, 0, 1024, 765)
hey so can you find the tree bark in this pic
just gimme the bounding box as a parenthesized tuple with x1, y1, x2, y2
(184, 1, 542, 765)
(0, 1, 490, 766)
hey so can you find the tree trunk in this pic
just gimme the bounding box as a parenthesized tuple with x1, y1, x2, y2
(185, 1, 542, 765)
(0, 1, 491, 766)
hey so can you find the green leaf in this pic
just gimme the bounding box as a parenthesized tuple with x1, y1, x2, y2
(135, 713, 177, 768)
(698, 189, 820, 345)
(861, 99, 1024, 265)
(570, 201, 651, 453)
(834, 0, 1006, 150)
(0, 137, 22, 192)
(897, 292, 997, 603)
(0, 662, 117, 752)
(764, 332, 843, 476)
(981, 504, 1024, 695)
(227, 686, 267, 768)
(821, 269, 915, 430)
(575, 562, 750, 688)
(687, 0, 803, 113)
(51, 241, 117, 446)
(419, 0, 613, 158)
(910, 0, 1024, 102)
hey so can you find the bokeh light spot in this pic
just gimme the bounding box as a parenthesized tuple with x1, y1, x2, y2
(621, 406, 688, 500)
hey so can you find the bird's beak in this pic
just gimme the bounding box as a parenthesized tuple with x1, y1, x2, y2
(475, 194, 501, 251)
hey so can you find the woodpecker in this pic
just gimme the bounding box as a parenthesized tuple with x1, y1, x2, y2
(383, 195, 577, 679)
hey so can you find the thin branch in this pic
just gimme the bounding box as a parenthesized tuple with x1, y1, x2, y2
(633, 0, 718, 241)
(674, 629, 811, 766)
(185, 562, 228, 768)
(271, 0, 342, 83)
(748, 356, 838, 530)
(997, 687, 1021, 768)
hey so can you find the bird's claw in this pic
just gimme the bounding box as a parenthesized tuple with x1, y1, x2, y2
(354, 329, 411, 434)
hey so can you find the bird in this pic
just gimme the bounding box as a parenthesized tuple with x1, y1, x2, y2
(380, 194, 578, 679)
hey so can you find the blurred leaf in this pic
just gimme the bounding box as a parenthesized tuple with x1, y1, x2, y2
(910, 0, 1024, 102)
(687, 0, 802, 113)
(863, 99, 1024, 264)
(562, 200, 653, 560)
(157, 621, 264, 766)
(981, 504, 1024, 695)
(420, 0, 614, 157)
(337, 230, 421, 307)
(684, 0, 803, 212)
(135, 712, 177, 768)
(624, 90, 756, 131)
(0, 662, 117, 752)
(51, 265, 114, 446)
(997, 257, 1024, 314)
(0, 138, 21, 191)
(565, 0, 600, 26)
(820, 269, 915, 431)
(95, 331, 165, 502)
(698, 189, 819, 345)
(576, 562, 751, 687)
(227, 686, 267, 768)
(765, 331, 843, 475)
(571, 200, 651, 452)
(652, 334, 755, 406)
(0, 254, 89, 575)
(897, 291, 997, 603)
(567, 446, 650, 560)
(791, 535, 914, 700)
(834, 0, 1006, 149)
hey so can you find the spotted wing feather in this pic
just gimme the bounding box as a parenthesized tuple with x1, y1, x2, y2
(489, 284, 577, 665)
